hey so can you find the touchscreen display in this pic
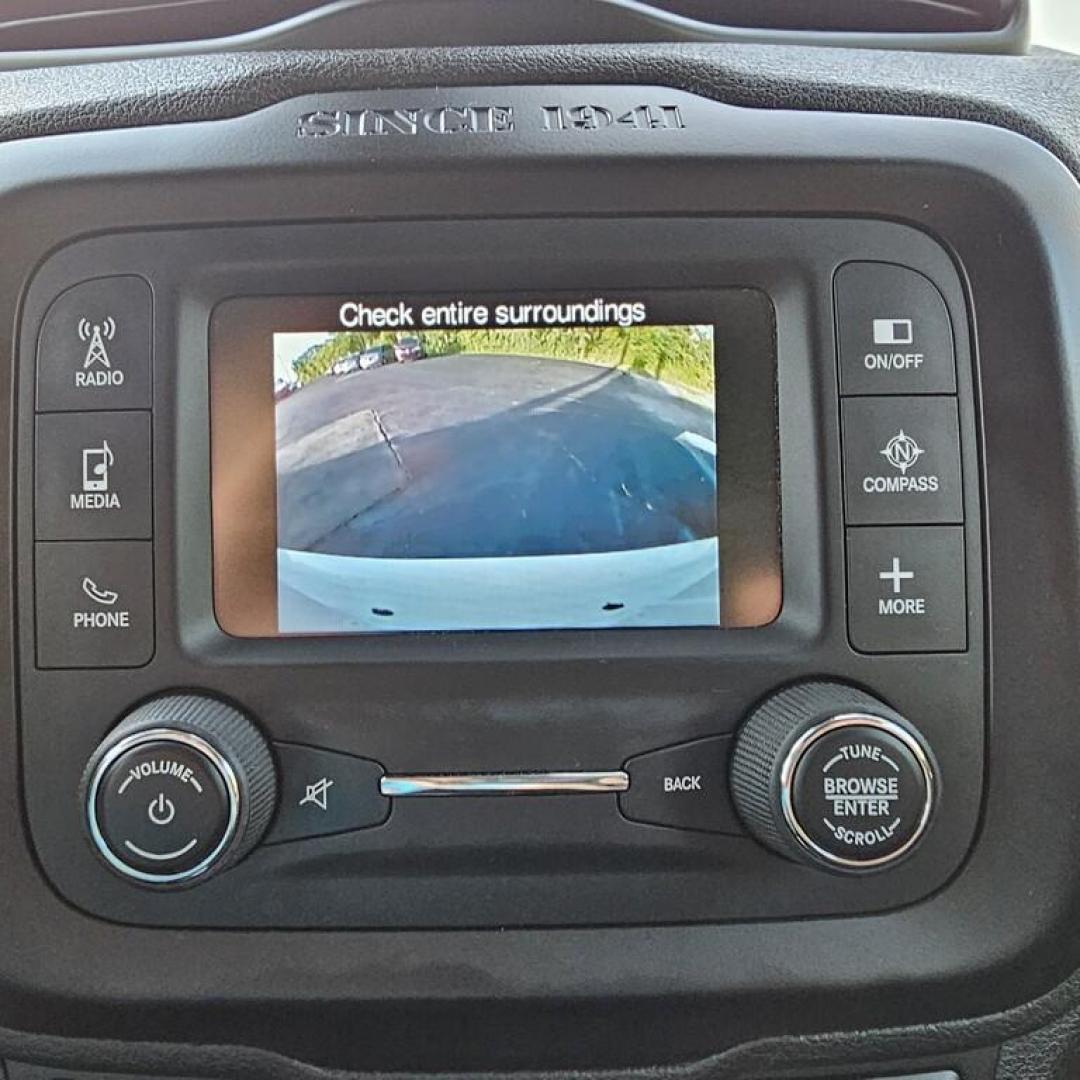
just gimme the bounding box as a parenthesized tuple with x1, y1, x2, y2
(210, 290, 780, 636)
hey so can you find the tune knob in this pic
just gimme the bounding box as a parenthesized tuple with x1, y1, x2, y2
(730, 682, 936, 872)
(82, 694, 277, 887)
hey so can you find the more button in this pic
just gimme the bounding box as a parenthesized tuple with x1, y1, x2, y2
(847, 526, 967, 653)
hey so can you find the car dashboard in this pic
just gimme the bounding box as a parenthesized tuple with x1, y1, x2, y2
(0, 4, 1079, 1080)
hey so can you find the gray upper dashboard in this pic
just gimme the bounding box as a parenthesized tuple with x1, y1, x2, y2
(0, 42, 1078, 174)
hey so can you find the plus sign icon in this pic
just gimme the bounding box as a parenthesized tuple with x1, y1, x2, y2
(878, 557, 915, 595)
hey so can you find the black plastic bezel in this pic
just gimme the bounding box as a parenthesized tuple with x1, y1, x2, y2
(16, 212, 982, 930)
(0, 84, 1075, 1073)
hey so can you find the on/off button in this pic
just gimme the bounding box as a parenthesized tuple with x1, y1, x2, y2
(835, 262, 957, 396)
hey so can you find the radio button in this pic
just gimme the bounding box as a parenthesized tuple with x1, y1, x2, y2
(37, 276, 152, 412)
(836, 263, 956, 396)
(35, 411, 151, 540)
(620, 736, 743, 834)
(842, 397, 962, 525)
(265, 743, 389, 844)
(847, 526, 967, 653)
(35, 541, 154, 668)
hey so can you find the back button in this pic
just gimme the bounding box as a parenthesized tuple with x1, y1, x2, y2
(267, 743, 389, 843)
(620, 736, 743, 834)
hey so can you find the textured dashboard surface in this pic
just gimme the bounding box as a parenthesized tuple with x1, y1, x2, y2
(0, 43, 1078, 177)
(0, 37, 1079, 1080)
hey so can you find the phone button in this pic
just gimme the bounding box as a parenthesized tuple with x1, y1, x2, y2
(35, 540, 154, 669)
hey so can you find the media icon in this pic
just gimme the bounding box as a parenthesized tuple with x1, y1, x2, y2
(81, 440, 114, 493)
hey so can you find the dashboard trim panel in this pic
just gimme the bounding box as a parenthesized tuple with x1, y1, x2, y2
(0, 81, 1074, 1073)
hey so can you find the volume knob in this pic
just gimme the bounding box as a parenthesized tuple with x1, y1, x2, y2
(83, 694, 277, 887)
(730, 682, 936, 872)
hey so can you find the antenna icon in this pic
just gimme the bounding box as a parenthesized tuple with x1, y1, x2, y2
(78, 317, 117, 370)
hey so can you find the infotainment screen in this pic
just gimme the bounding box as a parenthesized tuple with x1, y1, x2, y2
(210, 290, 780, 636)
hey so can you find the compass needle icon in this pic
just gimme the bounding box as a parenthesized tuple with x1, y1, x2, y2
(880, 429, 924, 474)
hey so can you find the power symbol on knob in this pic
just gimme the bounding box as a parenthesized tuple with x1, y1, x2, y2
(147, 792, 176, 827)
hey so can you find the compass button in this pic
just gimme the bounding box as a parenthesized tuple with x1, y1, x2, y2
(841, 397, 962, 525)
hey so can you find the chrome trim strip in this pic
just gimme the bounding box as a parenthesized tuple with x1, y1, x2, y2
(778, 712, 936, 872)
(380, 771, 630, 797)
(86, 727, 241, 887)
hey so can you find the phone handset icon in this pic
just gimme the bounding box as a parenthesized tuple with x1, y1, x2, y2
(82, 577, 119, 607)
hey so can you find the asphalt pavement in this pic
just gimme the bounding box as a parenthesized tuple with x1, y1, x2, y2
(275, 353, 717, 559)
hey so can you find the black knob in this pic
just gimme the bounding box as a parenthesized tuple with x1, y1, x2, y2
(83, 694, 277, 887)
(730, 682, 936, 873)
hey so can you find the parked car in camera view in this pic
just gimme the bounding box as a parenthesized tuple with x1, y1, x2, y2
(332, 343, 395, 375)
(394, 335, 426, 362)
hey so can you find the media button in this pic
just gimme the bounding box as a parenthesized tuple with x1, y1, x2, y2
(620, 736, 743, 834)
(842, 397, 962, 525)
(35, 541, 154, 668)
(35, 411, 151, 540)
(36, 276, 152, 412)
(835, 263, 956, 396)
(847, 526, 967, 653)
(266, 743, 389, 843)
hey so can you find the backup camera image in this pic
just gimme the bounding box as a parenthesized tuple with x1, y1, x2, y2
(271, 318, 720, 632)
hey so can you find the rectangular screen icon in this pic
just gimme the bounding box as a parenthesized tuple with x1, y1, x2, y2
(872, 318, 914, 346)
